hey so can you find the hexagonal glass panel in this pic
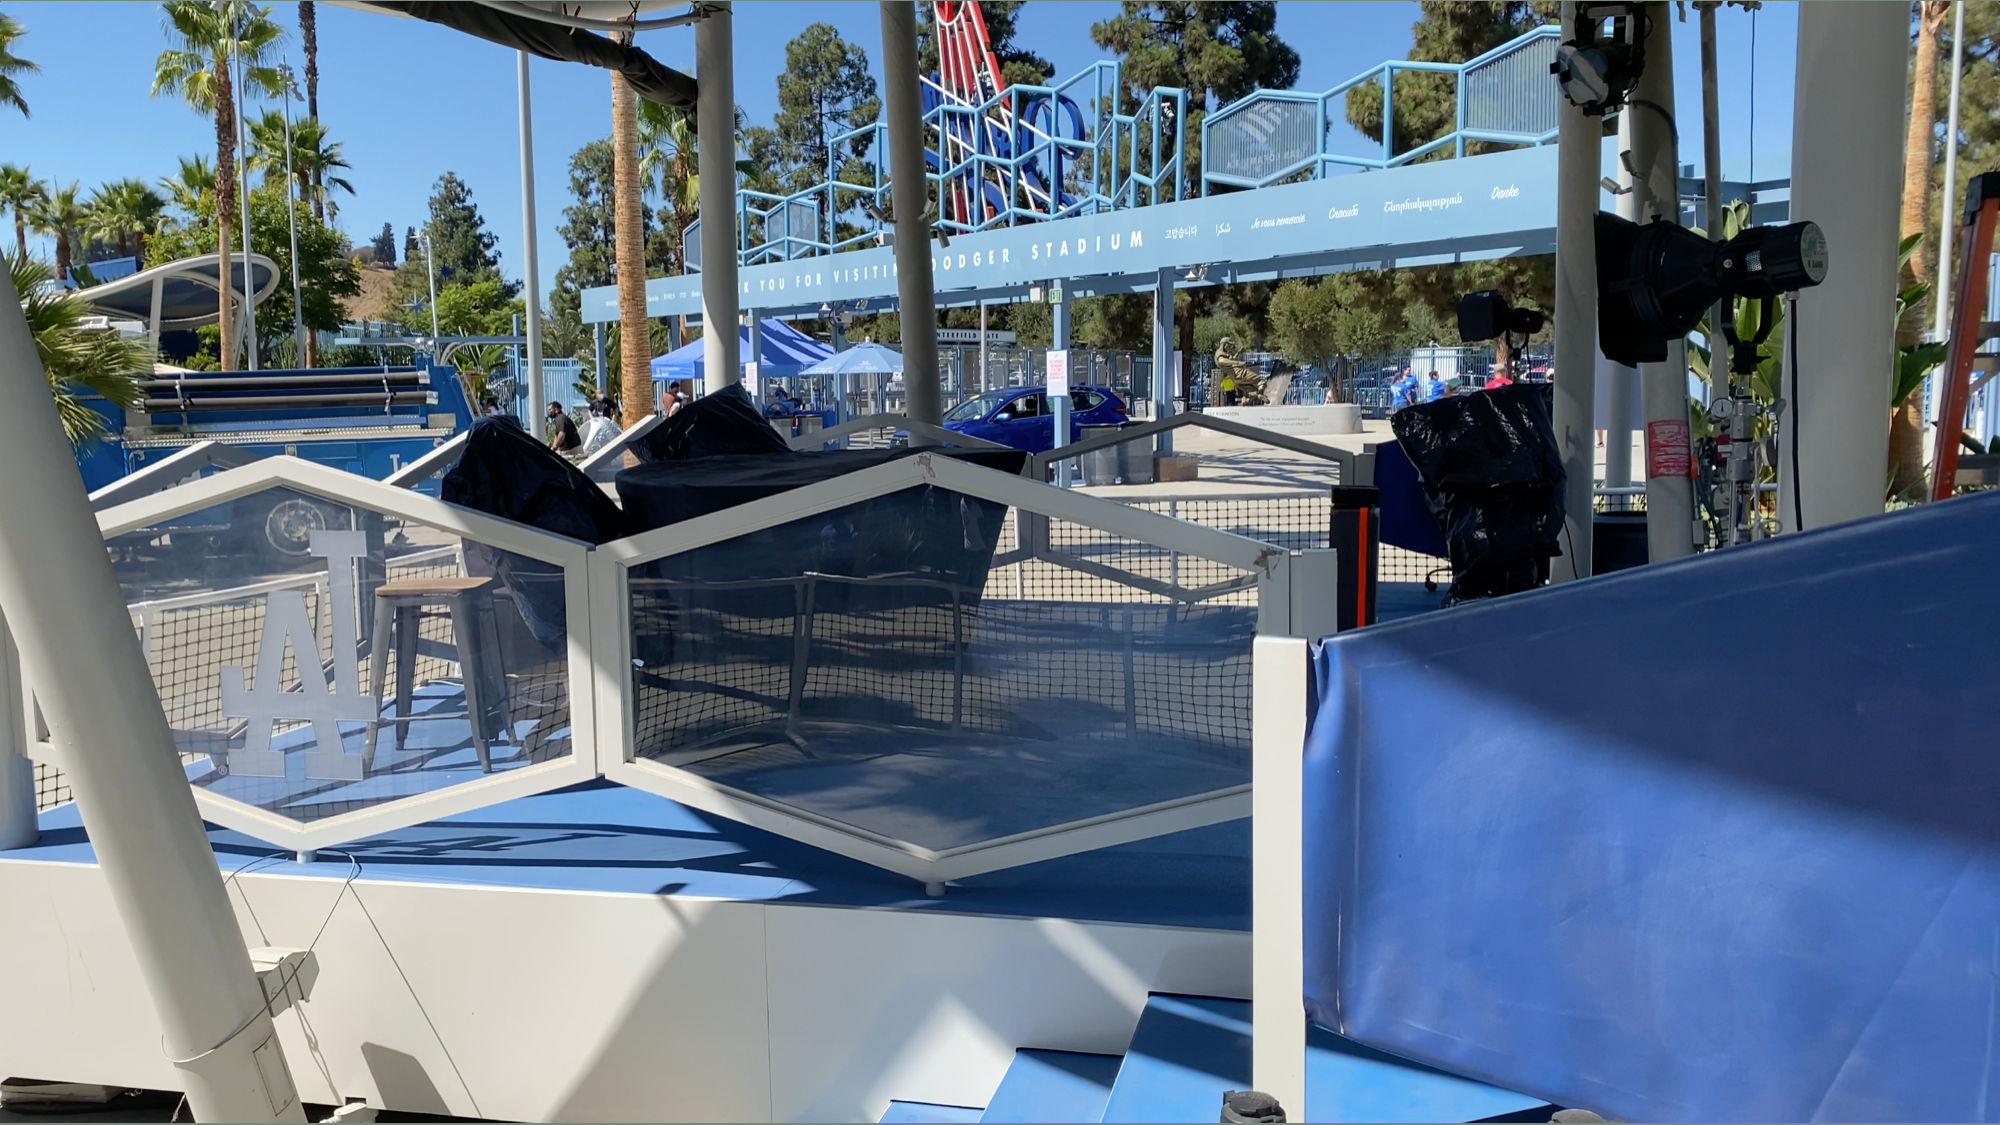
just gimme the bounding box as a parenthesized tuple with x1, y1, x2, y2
(110, 484, 576, 823)
(625, 482, 1256, 855)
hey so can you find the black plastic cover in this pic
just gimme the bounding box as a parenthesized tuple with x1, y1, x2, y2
(631, 383, 793, 463)
(1388, 384, 1566, 603)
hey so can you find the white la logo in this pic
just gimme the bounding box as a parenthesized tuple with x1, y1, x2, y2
(219, 529, 378, 781)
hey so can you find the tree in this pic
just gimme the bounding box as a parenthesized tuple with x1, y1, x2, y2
(0, 165, 45, 258)
(918, 1, 1052, 87)
(1891, 1, 1959, 500)
(246, 109, 353, 220)
(1346, 1, 1557, 158)
(371, 221, 396, 266)
(404, 224, 418, 265)
(152, 0, 287, 371)
(87, 180, 167, 260)
(772, 24, 880, 194)
(298, 1, 319, 200)
(425, 277, 524, 337)
(160, 154, 214, 218)
(149, 182, 360, 366)
(1269, 275, 1391, 402)
(418, 172, 509, 291)
(1091, 2, 1299, 364)
(29, 181, 86, 279)
(0, 10, 37, 117)
(8, 251, 150, 444)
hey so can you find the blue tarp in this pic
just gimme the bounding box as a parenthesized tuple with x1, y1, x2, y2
(1301, 490, 2000, 1122)
(650, 318, 832, 381)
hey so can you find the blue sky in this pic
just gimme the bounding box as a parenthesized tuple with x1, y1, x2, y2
(0, 1, 1797, 298)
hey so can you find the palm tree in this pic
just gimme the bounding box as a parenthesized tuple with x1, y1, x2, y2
(159, 154, 216, 220)
(151, 0, 286, 371)
(29, 182, 87, 280)
(0, 11, 38, 118)
(0, 165, 46, 258)
(610, 33, 651, 423)
(298, 2, 320, 199)
(1891, 0, 1955, 500)
(88, 180, 167, 260)
(8, 251, 151, 444)
(245, 109, 352, 221)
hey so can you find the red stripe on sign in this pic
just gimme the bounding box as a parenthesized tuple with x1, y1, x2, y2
(1647, 419, 1693, 480)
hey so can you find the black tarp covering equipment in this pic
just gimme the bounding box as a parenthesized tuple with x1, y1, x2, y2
(1388, 384, 1566, 604)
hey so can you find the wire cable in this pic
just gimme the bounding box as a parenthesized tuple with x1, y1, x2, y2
(1788, 294, 1803, 533)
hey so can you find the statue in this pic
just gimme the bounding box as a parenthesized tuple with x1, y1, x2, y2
(1207, 337, 1266, 406)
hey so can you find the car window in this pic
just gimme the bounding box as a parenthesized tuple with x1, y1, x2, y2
(1010, 393, 1044, 418)
(1071, 390, 1103, 411)
(945, 392, 1008, 422)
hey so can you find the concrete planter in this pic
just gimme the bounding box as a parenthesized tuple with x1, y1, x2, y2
(1203, 403, 1363, 436)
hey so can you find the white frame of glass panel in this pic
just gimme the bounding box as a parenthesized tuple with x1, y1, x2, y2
(383, 431, 468, 488)
(87, 440, 262, 511)
(597, 450, 1307, 884)
(81, 456, 600, 851)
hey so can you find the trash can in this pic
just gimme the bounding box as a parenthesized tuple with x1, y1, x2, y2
(1592, 511, 1649, 574)
(1155, 452, 1199, 482)
(1082, 445, 1123, 486)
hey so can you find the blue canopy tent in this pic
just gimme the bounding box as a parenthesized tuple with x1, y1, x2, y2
(649, 318, 833, 385)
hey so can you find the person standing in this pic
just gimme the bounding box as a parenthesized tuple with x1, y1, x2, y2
(1390, 367, 1419, 409)
(1486, 367, 1514, 389)
(578, 399, 620, 457)
(546, 400, 581, 455)
(1422, 370, 1447, 402)
(663, 380, 691, 417)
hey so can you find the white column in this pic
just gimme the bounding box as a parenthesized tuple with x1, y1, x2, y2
(1783, 0, 1904, 531)
(148, 275, 164, 359)
(519, 51, 545, 420)
(1550, 0, 1599, 583)
(697, 3, 741, 389)
(1603, 113, 1638, 489)
(1933, 0, 1966, 343)
(1630, 4, 1696, 561)
(1154, 266, 1174, 453)
(0, 614, 34, 849)
(1250, 632, 1309, 1120)
(0, 266, 303, 1120)
(880, 0, 942, 425)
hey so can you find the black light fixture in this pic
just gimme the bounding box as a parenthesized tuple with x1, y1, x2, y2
(1595, 212, 1828, 365)
(1457, 291, 1546, 344)
(1551, 2, 1647, 117)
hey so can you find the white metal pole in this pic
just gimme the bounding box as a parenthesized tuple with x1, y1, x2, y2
(593, 321, 608, 397)
(1250, 631, 1309, 1120)
(1551, 0, 1599, 583)
(518, 51, 545, 422)
(978, 301, 988, 393)
(697, 3, 741, 390)
(1782, 0, 1903, 531)
(0, 266, 304, 1121)
(0, 614, 34, 849)
(1603, 111, 1638, 490)
(1154, 266, 1174, 453)
(281, 66, 305, 366)
(1052, 284, 1072, 485)
(234, 36, 258, 371)
(1629, 4, 1696, 561)
(420, 231, 440, 341)
(1933, 1, 1966, 344)
(880, 0, 942, 425)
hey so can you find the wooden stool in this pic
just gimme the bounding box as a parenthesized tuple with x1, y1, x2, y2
(362, 576, 507, 774)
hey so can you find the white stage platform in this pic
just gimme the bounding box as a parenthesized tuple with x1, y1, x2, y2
(0, 783, 1250, 1122)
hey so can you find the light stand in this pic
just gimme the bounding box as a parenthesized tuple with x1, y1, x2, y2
(1705, 295, 1782, 544)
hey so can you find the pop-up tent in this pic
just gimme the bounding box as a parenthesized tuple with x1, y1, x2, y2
(650, 318, 833, 384)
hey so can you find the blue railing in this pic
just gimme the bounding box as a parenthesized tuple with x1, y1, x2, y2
(729, 59, 1186, 266)
(722, 25, 1562, 264)
(1200, 25, 1563, 192)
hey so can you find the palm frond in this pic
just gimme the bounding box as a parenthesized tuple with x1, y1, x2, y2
(7, 251, 153, 445)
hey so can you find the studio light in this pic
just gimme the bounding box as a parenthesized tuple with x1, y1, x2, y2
(1595, 213, 1828, 366)
(1457, 291, 1546, 344)
(1551, 2, 1647, 117)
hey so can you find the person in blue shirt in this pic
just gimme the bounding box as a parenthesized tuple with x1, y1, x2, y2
(1390, 368, 1419, 409)
(1422, 370, 1447, 402)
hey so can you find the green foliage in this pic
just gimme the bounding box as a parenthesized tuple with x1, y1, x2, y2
(87, 179, 167, 259)
(28, 180, 86, 278)
(1268, 275, 1393, 401)
(0, 163, 46, 256)
(428, 278, 523, 337)
(8, 251, 151, 444)
(772, 24, 880, 195)
(1923, 3, 2000, 257)
(1345, 1, 1557, 159)
(421, 171, 509, 291)
(159, 154, 213, 218)
(1091, 1, 1298, 174)
(146, 183, 360, 351)
(0, 9, 39, 117)
(370, 222, 396, 266)
(245, 110, 353, 220)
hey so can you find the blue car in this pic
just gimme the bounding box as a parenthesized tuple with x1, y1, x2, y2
(941, 385, 1130, 453)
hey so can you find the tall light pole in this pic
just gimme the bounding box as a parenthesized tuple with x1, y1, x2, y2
(232, 24, 258, 370)
(417, 229, 440, 340)
(518, 51, 545, 423)
(280, 61, 306, 366)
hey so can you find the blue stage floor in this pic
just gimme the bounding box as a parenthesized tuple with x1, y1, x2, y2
(14, 780, 1253, 931)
